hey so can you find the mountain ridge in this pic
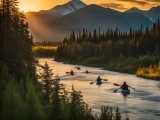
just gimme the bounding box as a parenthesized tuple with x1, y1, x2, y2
(124, 6, 160, 22)
(25, 3, 159, 42)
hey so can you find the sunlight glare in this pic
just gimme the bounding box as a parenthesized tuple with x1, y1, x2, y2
(20, 8, 32, 12)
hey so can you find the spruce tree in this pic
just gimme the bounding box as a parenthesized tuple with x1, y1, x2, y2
(39, 62, 54, 104)
(25, 80, 46, 120)
(2, 79, 25, 120)
(0, 0, 34, 80)
(67, 85, 95, 120)
(0, 62, 12, 119)
(48, 78, 65, 120)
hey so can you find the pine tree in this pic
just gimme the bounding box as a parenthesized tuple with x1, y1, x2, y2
(39, 62, 54, 103)
(48, 77, 65, 120)
(67, 85, 95, 120)
(0, 0, 34, 80)
(98, 106, 113, 120)
(2, 79, 25, 120)
(25, 80, 46, 120)
(0, 62, 12, 119)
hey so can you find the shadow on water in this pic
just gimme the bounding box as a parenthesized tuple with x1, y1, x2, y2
(131, 90, 152, 97)
(142, 96, 160, 102)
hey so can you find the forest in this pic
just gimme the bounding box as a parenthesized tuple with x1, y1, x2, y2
(55, 20, 160, 79)
(0, 0, 124, 120)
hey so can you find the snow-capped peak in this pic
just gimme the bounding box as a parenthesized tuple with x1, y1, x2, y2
(48, 0, 86, 16)
(59, 0, 86, 15)
(39, 0, 86, 17)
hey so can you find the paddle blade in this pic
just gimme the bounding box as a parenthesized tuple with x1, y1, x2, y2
(113, 83, 120, 86)
(131, 87, 136, 90)
(129, 86, 136, 90)
(114, 90, 118, 93)
(103, 79, 108, 81)
(90, 82, 94, 84)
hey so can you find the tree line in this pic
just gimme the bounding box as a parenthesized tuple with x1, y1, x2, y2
(55, 20, 160, 64)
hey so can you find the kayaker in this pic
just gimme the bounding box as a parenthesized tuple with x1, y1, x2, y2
(77, 66, 80, 70)
(70, 70, 74, 75)
(120, 82, 129, 90)
(97, 76, 102, 82)
(86, 70, 89, 73)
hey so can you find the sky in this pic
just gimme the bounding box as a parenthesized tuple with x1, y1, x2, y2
(18, 0, 160, 12)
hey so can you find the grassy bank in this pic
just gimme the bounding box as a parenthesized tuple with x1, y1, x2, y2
(33, 46, 57, 57)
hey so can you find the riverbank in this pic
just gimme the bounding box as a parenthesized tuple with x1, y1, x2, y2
(55, 58, 136, 74)
(55, 57, 160, 81)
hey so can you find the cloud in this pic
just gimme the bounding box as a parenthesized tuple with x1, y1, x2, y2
(146, 0, 160, 2)
(100, 3, 127, 10)
(117, 0, 148, 5)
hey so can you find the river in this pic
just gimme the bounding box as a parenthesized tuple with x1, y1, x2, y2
(38, 58, 160, 120)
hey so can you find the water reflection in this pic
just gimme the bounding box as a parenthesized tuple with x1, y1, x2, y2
(122, 93, 128, 100)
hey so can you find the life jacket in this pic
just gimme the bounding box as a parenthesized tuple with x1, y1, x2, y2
(97, 77, 102, 82)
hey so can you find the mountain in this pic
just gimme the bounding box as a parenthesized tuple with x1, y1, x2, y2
(52, 4, 152, 31)
(39, 0, 86, 17)
(25, 4, 154, 42)
(125, 7, 146, 16)
(124, 6, 160, 22)
(146, 6, 160, 22)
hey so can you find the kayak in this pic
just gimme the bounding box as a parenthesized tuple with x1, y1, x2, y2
(96, 81, 102, 85)
(121, 89, 130, 94)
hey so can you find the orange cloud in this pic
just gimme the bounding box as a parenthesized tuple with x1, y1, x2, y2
(100, 3, 128, 11)
(117, 0, 148, 5)
(147, 0, 160, 2)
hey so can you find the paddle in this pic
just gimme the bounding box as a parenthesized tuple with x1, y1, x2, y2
(113, 83, 136, 90)
(113, 83, 120, 86)
(103, 79, 108, 81)
(114, 88, 120, 93)
(90, 79, 108, 84)
(128, 86, 136, 90)
(90, 81, 96, 84)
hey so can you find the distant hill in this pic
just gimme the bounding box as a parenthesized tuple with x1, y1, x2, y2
(25, 4, 157, 42)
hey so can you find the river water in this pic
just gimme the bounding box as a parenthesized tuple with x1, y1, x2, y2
(39, 58, 160, 120)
